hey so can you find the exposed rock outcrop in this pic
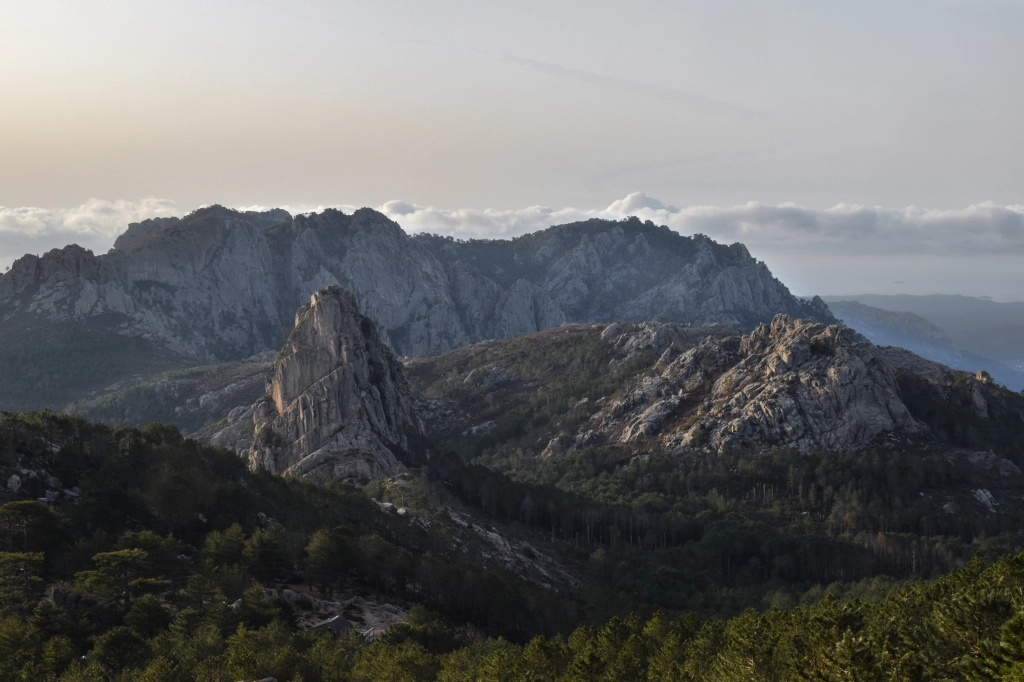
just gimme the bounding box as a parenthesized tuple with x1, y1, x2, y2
(437, 507, 581, 592)
(417, 224, 833, 331)
(585, 314, 926, 453)
(248, 286, 424, 484)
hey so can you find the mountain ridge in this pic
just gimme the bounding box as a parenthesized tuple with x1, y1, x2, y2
(408, 315, 1024, 462)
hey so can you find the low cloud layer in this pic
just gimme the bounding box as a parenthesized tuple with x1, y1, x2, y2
(0, 198, 183, 269)
(2, 194, 1022, 300)
(380, 193, 1024, 258)
(0, 197, 182, 241)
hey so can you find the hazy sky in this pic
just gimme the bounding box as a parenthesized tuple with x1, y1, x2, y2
(2, 0, 1023, 299)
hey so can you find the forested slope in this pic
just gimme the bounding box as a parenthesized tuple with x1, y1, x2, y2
(5, 412, 1024, 680)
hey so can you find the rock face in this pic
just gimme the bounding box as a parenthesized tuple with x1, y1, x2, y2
(416, 225, 833, 331)
(439, 507, 581, 592)
(248, 286, 424, 484)
(0, 206, 832, 409)
(586, 315, 925, 453)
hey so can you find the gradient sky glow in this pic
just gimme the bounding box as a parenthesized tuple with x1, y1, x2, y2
(2, 0, 1023, 299)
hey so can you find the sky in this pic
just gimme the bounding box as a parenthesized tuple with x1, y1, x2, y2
(1, 0, 1023, 299)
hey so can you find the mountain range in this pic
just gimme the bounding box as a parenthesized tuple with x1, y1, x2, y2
(0, 205, 831, 411)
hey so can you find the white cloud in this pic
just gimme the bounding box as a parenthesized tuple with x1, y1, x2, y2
(9, 193, 1021, 262)
(376, 193, 1024, 300)
(0, 197, 182, 240)
(605, 193, 677, 213)
(235, 203, 361, 216)
(0, 197, 184, 271)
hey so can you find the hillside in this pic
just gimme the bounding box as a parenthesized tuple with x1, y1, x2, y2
(413, 223, 831, 330)
(827, 300, 964, 366)
(48, 294, 1024, 610)
(405, 317, 1024, 612)
(63, 355, 273, 438)
(7, 412, 1024, 680)
(824, 294, 1024, 376)
(0, 206, 830, 410)
(407, 317, 1024, 460)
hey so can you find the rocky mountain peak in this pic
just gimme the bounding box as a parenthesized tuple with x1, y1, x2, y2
(249, 285, 424, 483)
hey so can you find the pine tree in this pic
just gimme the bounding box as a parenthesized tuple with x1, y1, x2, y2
(0, 551, 43, 614)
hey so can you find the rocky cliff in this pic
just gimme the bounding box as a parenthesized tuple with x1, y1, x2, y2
(248, 285, 424, 484)
(0, 205, 832, 409)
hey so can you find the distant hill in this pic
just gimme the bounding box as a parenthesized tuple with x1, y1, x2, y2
(826, 299, 1024, 391)
(823, 295, 1024, 391)
(408, 315, 1024, 462)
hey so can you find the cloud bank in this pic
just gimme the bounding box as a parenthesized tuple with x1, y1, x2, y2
(0, 198, 183, 269)
(380, 192, 1024, 257)
(0, 197, 182, 241)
